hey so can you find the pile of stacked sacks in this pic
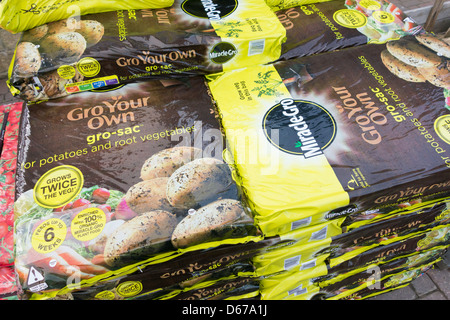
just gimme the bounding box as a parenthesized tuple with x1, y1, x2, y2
(1, 0, 449, 300)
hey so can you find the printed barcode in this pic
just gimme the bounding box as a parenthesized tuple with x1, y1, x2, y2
(284, 255, 301, 270)
(288, 285, 307, 296)
(301, 259, 316, 270)
(310, 226, 328, 241)
(291, 217, 312, 230)
(248, 39, 265, 56)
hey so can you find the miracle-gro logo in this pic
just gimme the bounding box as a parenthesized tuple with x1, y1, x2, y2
(182, 0, 238, 20)
(209, 42, 238, 64)
(263, 98, 336, 158)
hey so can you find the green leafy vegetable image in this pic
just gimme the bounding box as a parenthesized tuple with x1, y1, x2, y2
(215, 21, 244, 38)
(252, 70, 283, 97)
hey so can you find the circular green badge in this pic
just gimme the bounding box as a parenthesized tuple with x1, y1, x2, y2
(434, 115, 450, 145)
(359, 0, 381, 10)
(372, 11, 395, 24)
(31, 218, 67, 253)
(333, 9, 368, 29)
(95, 291, 116, 300)
(71, 207, 106, 242)
(57, 65, 76, 80)
(34, 165, 84, 209)
(117, 281, 143, 297)
(77, 57, 101, 77)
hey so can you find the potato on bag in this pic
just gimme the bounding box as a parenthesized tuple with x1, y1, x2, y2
(21, 25, 48, 42)
(124, 178, 172, 214)
(417, 63, 450, 89)
(166, 158, 234, 209)
(415, 33, 450, 59)
(381, 50, 426, 83)
(386, 39, 442, 68)
(13, 42, 41, 77)
(39, 32, 87, 63)
(88, 220, 125, 254)
(140, 146, 202, 180)
(104, 210, 177, 266)
(46, 17, 79, 35)
(78, 20, 105, 47)
(171, 199, 254, 248)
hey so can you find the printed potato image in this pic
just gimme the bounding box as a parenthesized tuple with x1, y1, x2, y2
(171, 199, 253, 248)
(88, 220, 125, 254)
(381, 50, 426, 83)
(124, 177, 172, 214)
(47, 17, 79, 35)
(21, 24, 49, 42)
(140, 146, 202, 180)
(415, 33, 450, 59)
(77, 20, 105, 47)
(386, 38, 442, 68)
(39, 32, 87, 63)
(166, 158, 234, 209)
(13, 42, 41, 77)
(417, 63, 450, 88)
(103, 210, 177, 266)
